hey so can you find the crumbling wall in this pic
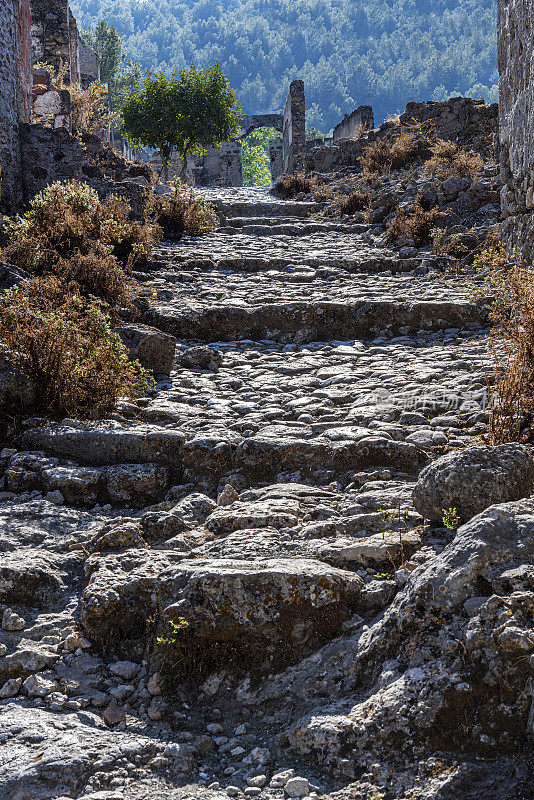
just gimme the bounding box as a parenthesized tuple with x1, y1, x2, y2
(498, 0, 534, 262)
(333, 105, 374, 141)
(0, 0, 32, 209)
(400, 97, 498, 153)
(307, 96, 498, 174)
(30, 0, 70, 77)
(78, 38, 100, 88)
(282, 80, 306, 173)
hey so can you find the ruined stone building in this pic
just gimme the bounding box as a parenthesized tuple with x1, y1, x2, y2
(498, 0, 534, 261)
(0, 0, 101, 211)
(0, 0, 33, 208)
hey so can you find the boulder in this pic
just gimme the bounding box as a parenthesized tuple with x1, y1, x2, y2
(114, 323, 176, 375)
(104, 463, 169, 505)
(81, 554, 363, 671)
(412, 444, 534, 523)
(205, 499, 300, 536)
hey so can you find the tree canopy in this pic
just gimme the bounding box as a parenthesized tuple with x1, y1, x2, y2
(71, 0, 498, 131)
(119, 63, 241, 181)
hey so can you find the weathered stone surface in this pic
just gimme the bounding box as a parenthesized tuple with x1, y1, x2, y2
(0, 705, 177, 799)
(178, 345, 223, 371)
(20, 422, 185, 474)
(104, 463, 169, 505)
(498, 0, 534, 261)
(82, 555, 363, 671)
(205, 499, 300, 535)
(0, 550, 69, 606)
(255, 498, 534, 774)
(114, 322, 176, 375)
(412, 444, 534, 523)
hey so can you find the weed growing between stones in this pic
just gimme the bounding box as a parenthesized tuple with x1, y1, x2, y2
(0, 276, 151, 417)
(424, 139, 484, 180)
(272, 172, 319, 198)
(385, 197, 444, 246)
(149, 181, 218, 239)
(442, 507, 460, 530)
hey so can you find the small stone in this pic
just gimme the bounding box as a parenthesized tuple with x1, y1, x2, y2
(0, 643, 7, 656)
(218, 484, 240, 506)
(147, 671, 164, 696)
(227, 787, 240, 797)
(206, 722, 224, 734)
(109, 660, 140, 680)
(247, 775, 267, 788)
(2, 608, 25, 631)
(44, 490, 65, 505)
(285, 777, 311, 798)
(245, 789, 262, 797)
(235, 723, 247, 735)
(209, 783, 221, 790)
(104, 700, 126, 727)
(22, 673, 57, 697)
(0, 677, 22, 698)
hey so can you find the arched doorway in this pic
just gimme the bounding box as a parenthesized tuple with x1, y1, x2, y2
(241, 127, 282, 186)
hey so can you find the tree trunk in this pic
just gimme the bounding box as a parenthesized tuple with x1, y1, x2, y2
(160, 147, 169, 184)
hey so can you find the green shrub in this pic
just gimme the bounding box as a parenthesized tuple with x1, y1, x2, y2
(0, 276, 151, 417)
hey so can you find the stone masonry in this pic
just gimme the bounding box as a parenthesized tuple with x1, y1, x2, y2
(282, 79, 306, 173)
(498, 0, 534, 262)
(0, 0, 32, 210)
(333, 105, 374, 141)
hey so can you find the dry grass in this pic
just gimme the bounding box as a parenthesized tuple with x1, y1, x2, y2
(149, 182, 218, 239)
(0, 277, 150, 417)
(385, 197, 444, 247)
(424, 139, 484, 180)
(337, 190, 372, 217)
(362, 123, 435, 179)
(470, 241, 534, 444)
(272, 172, 319, 199)
(0, 181, 160, 305)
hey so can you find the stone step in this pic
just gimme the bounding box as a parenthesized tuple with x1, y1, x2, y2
(218, 222, 364, 236)
(212, 199, 321, 219)
(152, 231, 449, 274)
(19, 421, 421, 488)
(144, 297, 486, 344)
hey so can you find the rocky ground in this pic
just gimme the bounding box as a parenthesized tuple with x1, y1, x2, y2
(0, 183, 533, 800)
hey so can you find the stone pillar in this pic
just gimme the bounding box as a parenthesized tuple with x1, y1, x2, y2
(282, 80, 306, 174)
(0, 0, 32, 210)
(78, 38, 100, 89)
(30, 0, 71, 79)
(498, 0, 534, 262)
(269, 140, 283, 181)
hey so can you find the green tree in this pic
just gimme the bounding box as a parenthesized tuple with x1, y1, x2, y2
(119, 63, 241, 183)
(242, 127, 280, 186)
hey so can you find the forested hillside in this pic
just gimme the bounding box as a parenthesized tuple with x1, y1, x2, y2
(71, 0, 498, 132)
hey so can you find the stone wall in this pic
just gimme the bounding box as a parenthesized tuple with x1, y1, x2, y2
(0, 0, 32, 210)
(78, 37, 99, 88)
(400, 97, 498, 154)
(498, 0, 534, 262)
(30, 0, 70, 77)
(332, 105, 374, 141)
(282, 80, 306, 173)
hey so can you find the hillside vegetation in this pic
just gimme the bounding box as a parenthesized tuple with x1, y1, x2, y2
(71, 0, 498, 132)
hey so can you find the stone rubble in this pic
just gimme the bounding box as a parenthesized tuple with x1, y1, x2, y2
(0, 183, 532, 800)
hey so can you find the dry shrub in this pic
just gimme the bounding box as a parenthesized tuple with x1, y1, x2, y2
(272, 172, 319, 199)
(424, 139, 484, 180)
(149, 182, 218, 239)
(470, 241, 534, 444)
(337, 190, 372, 217)
(0, 277, 150, 417)
(362, 123, 435, 179)
(0, 181, 160, 305)
(385, 197, 444, 247)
